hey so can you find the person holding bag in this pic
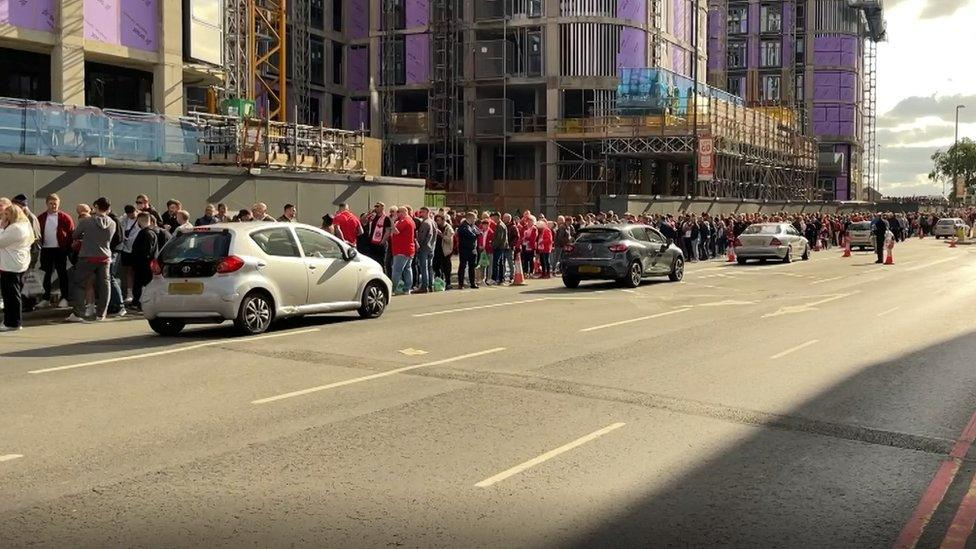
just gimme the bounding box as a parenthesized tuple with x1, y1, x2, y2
(0, 204, 36, 332)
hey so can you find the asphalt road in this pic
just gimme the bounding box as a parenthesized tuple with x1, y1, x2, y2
(2, 238, 976, 548)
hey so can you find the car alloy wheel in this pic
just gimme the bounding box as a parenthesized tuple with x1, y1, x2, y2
(669, 257, 684, 282)
(623, 261, 642, 288)
(359, 282, 389, 318)
(237, 293, 272, 334)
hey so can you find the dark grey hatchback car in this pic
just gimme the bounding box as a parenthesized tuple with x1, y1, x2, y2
(561, 224, 685, 288)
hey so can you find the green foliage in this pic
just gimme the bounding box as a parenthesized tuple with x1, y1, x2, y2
(929, 138, 976, 199)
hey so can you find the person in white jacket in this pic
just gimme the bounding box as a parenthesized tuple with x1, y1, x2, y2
(0, 203, 35, 331)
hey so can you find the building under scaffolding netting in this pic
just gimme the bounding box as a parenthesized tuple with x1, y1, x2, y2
(585, 68, 818, 203)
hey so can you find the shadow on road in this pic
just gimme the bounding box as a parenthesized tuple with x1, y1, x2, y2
(567, 330, 976, 548)
(2, 315, 359, 359)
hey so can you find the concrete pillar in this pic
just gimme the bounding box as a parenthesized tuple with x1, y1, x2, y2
(479, 145, 493, 194)
(52, 0, 85, 106)
(369, 0, 383, 137)
(680, 164, 689, 197)
(660, 161, 673, 195)
(543, 0, 559, 216)
(462, 0, 478, 193)
(640, 159, 655, 194)
(153, 0, 184, 115)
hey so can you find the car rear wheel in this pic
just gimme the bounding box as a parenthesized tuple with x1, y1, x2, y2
(148, 318, 185, 337)
(801, 246, 810, 261)
(782, 247, 793, 264)
(621, 260, 642, 288)
(235, 292, 273, 335)
(562, 275, 581, 288)
(668, 257, 684, 282)
(358, 281, 389, 319)
(737, 257, 747, 265)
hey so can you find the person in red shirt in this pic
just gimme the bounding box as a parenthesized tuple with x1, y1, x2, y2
(333, 203, 363, 247)
(536, 221, 554, 278)
(389, 206, 416, 295)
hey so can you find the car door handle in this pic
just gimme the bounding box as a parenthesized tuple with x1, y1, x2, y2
(308, 264, 317, 270)
(257, 261, 267, 268)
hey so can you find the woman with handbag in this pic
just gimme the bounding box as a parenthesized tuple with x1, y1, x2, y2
(0, 204, 36, 332)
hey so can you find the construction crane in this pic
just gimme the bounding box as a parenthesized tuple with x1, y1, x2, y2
(223, 0, 288, 122)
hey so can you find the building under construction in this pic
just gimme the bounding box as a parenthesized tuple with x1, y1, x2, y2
(374, 0, 886, 213)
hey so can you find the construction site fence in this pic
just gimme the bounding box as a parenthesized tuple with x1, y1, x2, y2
(0, 98, 368, 174)
(0, 98, 198, 164)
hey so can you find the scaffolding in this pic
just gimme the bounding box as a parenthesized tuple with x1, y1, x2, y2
(380, 0, 399, 175)
(292, 0, 311, 124)
(224, 0, 250, 101)
(861, 36, 878, 197)
(427, 0, 461, 190)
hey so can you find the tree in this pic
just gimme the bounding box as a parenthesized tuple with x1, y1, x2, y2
(929, 138, 976, 201)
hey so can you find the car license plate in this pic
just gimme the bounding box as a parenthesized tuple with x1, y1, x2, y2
(579, 265, 601, 274)
(169, 282, 204, 295)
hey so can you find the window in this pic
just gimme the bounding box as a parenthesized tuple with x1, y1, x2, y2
(727, 41, 746, 69)
(158, 232, 231, 263)
(727, 6, 748, 34)
(760, 4, 782, 32)
(309, 96, 321, 125)
(796, 4, 806, 30)
(0, 47, 51, 100)
(85, 62, 153, 112)
(760, 40, 781, 67)
(311, 0, 324, 29)
(332, 41, 343, 85)
(296, 228, 344, 259)
(331, 94, 344, 128)
(646, 228, 665, 244)
(761, 74, 781, 102)
(251, 228, 301, 258)
(726, 76, 743, 97)
(629, 227, 651, 242)
(795, 74, 805, 101)
(795, 36, 805, 64)
(384, 37, 406, 85)
(310, 36, 325, 85)
(333, 0, 343, 31)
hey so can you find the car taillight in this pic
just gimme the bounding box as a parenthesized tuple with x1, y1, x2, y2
(769, 238, 782, 246)
(564, 244, 575, 253)
(216, 255, 245, 274)
(150, 259, 161, 276)
(733, 238, 743, 247)
(608, 243, 628, 253)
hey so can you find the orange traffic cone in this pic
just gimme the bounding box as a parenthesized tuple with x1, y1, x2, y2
(841, 236, 851, 257)
(512, 255, 527, 286)
(885, 247, 894, 265)
(814, 239, 821, 252)
(726, 245, 737, 262)
(949, 237, 957, 248)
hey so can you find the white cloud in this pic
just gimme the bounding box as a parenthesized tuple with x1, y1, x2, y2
(875, 0, 976, 195)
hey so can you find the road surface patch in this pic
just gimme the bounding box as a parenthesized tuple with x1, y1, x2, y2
(769, 339, 819, 360)
(579, 308, 691, 333)
(474, 422, 626, 488)
(27, 328, 321, 374)
(251, 347, 507, 404)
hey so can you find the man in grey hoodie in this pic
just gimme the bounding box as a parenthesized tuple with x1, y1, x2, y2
(67, 197, 118, 322)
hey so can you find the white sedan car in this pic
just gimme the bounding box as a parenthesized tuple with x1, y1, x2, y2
(142, 223, 392, 336)
(934, 218, 968, 239)
(733, 223, 811, 264)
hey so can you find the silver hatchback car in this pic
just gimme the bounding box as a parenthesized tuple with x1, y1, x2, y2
(141, 223, 392, 336)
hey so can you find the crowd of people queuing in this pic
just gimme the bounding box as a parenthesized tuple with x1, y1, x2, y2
(0, 190, 974, 331)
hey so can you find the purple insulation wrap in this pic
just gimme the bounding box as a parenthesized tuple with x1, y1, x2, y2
(83, 0, 158, 51)
(617, 27, 646, 70)
(347, 46, 369, 94)
(617, 0, 645, 23)
(0, 0, 56, 32)
(405, 0, 429, 28)
(405, 34, 430, 84)
(347, 0, 369, 39)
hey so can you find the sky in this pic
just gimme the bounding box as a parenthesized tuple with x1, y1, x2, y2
(876, 0, 976, 196)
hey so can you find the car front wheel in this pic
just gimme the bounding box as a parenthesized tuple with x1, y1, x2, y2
(358, 281, 389, 319)
(148, 318, 185, 337)
(668, 257, 684, 282)
(235, 292, 273, 335)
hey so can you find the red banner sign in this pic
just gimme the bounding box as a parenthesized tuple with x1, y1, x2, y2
(697, 135, 715, 182)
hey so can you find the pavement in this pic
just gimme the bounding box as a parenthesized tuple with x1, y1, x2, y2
(2, 238, 976, 548)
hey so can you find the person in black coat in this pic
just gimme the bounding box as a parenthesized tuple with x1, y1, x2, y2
(456, 212, 480, 289)
(129, 213, 158, 310)
(871, 212, 889, 264)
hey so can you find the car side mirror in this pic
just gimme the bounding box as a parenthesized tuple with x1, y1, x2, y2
(344, 247, 358, 261)
(660, 243, 668, 253)
(666, 237, 674, 246)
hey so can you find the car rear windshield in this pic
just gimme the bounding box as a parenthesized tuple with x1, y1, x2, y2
(159, 231, 231, 263)
(938, 219, 958, 225)
(851, 222, 872, 230)
(742, 224, 782, 235)
(576, 229, 622, 243)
